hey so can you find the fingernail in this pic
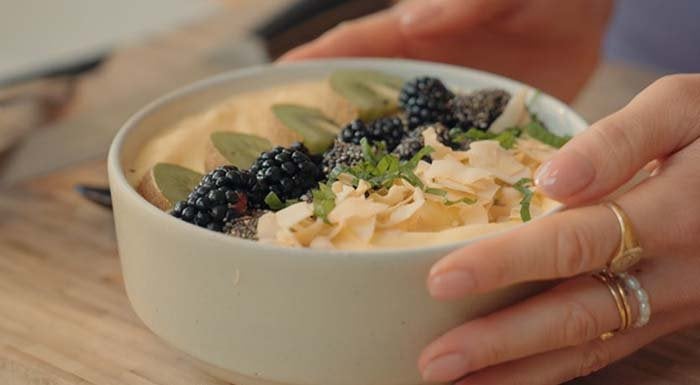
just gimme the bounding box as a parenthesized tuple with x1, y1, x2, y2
(422, 353, 466, 382)
(400, 0, 443, 31)
(429, 270, 475, 297)
(534, 150, 595, 199)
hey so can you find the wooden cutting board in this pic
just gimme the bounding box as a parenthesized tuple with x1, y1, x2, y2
(0, 160, 698, 385)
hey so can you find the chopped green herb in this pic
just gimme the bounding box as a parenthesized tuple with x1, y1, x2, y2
(264, 191, 299, 210)
(312, 183, 336, 223)
(451, 127, 522, 149)
(494, 129, 521, 149)
(333, 140, 433, 190)
(406, 146, 434, 169)
(425, 187, 476, 206)
(513, 178, 534, 222)
(360, 138, 384, 165)
(425, 188, 447, 197)
(523, 113, 571, 148)
(444, 197, 477, 206)
(400, 169, 424, 188)
(450, 127, 489, 142)
(264, 192, 285, 210)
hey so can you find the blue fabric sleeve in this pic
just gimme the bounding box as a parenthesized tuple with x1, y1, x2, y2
(604, 0, 700, 73)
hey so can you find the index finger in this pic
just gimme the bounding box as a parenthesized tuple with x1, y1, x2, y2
(279, 9, 404, 61)
(427, 204, 621, 300)
(535, 74, 700, 205)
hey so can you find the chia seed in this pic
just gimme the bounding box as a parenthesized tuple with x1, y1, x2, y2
(226, 210, 265, 240)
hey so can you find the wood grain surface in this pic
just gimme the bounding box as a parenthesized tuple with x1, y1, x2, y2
(0, 160, 698, 385)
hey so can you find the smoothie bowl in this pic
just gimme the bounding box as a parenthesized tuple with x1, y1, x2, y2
(107, 59, 587, 385)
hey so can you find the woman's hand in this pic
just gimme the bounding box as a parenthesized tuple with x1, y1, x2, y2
(280, 0, 613, 102)
(419, 74, 700, 384)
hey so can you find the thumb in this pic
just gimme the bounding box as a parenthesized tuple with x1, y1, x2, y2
(534, 74, 700, 206)
(398, 0, 517, 38)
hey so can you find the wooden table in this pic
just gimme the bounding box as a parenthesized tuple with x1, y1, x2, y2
(0, 160, 699, 385)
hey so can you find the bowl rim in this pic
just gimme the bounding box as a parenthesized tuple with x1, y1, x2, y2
(108, 58, 587, 259)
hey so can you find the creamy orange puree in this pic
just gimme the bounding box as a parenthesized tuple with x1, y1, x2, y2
(129, 80, 357, 186)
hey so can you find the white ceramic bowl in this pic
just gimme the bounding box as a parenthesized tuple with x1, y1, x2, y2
(108, 59, 587, 385)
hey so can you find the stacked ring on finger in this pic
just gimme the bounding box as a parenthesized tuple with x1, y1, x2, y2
(592, 271, 630, 339)
(618, 272, 651, 328)
(593, 270, 651, 340)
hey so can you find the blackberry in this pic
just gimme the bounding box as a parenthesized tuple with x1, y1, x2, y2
(226, 210, 264, 240)
(368, 117, 406, 150)
(290, 141, 323, 165)
(321, 140, 364, 174)
(339, 117, 406, 151)
(339, 119, 369, 144)
(392, 124, 455, 160)
(250, 146, 322, 201)
(399, 77, 455, 129)
(290, 141, 309, 154)
(450, 89, 510, 131)
(202, 165, 267, 208)
(171, 165, 253, 232)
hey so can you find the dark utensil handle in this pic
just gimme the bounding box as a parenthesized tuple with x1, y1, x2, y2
(75, 184, 112, 209)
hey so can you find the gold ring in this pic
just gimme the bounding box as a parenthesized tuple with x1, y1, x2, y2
(606, 270, 632, 331)
(593, 271, 632, 340)
(604, 202, 643, 273)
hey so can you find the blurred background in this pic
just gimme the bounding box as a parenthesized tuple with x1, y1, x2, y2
(0, 0, 669, 186)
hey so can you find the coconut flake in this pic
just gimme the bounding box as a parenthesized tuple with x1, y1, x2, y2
(256, 212, 280, 242)
(328, 197, 388, 224)
(370, 184, 413, 206)
(467, 141, 530, 184)
(354, 180, 371, 196)
(457, 204, 490, 225)
(332, 216, 376, 247)
(291, 218, 326, 246)
(332, 181, 357, 203)
(424, 157, 493, 184)
(489, 88, 528, 134)
(309, 237, 335, 249)
(380, 187, 425, 227)
(277, 228, 302, 247)
(371, 222, 517, 248)
(422, 127, 456, 160)
(276, 202, 314, 229)
(472, 179, 501, 203)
